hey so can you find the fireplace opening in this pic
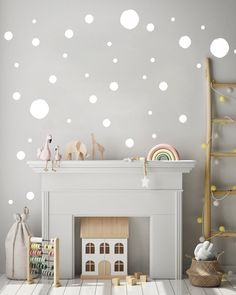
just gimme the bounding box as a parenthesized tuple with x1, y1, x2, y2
(74, 217, 150, 277)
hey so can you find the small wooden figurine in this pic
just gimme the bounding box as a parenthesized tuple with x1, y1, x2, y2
(134, 272, 143, 280)
(54, 146, 62, 167)
(91, 133, 105, 160)
(127, 277, 137, 285)
(65, 140, 88, 160)
(37, 135, 55, 171)
(112, 278, 120, 286)
(140, 275, 147, 282)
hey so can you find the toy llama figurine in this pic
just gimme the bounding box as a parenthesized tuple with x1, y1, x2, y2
(54, 146, 62, 167)
(65, 140, 88, 160)
(37, 135, 55, 171)
(91, 133, 105, 160)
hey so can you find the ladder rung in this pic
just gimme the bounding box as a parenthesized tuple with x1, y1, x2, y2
(214, 190, 236, 196)
(211, 231, 236, 238)
(211, 152, 236, 157)
(213, 118, 236, 124)
(212, 81, 236, 88)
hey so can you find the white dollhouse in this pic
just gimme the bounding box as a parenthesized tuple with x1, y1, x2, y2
(80, 217, 129, 278)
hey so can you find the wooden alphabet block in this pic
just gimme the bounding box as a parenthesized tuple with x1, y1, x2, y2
(134, 272, 143, 279)
(127, 277, 137, 285)
(140, 275, 147, 282)
(112, 278, 120, 286)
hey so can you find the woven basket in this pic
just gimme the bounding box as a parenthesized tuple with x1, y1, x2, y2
(186, 259, 223, 287)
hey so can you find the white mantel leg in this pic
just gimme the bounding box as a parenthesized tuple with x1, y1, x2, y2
(42, 192, 49, 240)
(175, 190, 183, 279)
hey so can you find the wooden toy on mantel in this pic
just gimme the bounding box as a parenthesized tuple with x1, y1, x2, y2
(91, 133, 105, 160)
(65, 140, 88, 160)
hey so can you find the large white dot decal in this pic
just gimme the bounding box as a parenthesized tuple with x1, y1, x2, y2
(210, 38, 229, 58)
(89, 95, 98, 104)
(4, 31, 13, 40)
(30, 99, 49, 119)
(8, 200, 14, 205)
(12, 92, 21, 101)
(102, 119, 111, 128)
(146, 23, 155, 32)
(16, 151, 26, 160)
(65, 29, 74, 39)
(32, 38, 40, 47)
(26, 192, 35, 200)
(85, 14, 94, 24)
(179, 114, 187, 123)
(159, 81, 168, 91)
(109, 82, 119, 91)
(125, 138, 134, 148)
(49, 75, 57, 84)
(120, 9, 139, 30)
(179, 36, 191, 49)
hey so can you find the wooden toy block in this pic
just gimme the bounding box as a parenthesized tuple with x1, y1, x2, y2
(134, 272, 143, 279)
(126, 275, 134, 282)
(127, 277, 137, 285)
(112, 278, 120, 286)
(140, 275, 147, 282)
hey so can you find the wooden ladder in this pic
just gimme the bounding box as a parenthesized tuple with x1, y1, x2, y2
(204, 57, 236, 239)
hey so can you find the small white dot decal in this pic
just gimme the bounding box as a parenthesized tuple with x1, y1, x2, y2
(67, 118, 72, 124)
(49, 75, 57, 84)
(65, 29, 74, 39)
(32, 19, 37, 24)
(179, 114, 187, 123)
(107, 41, 112, 47)
(8, 200, 14, 205)
(179, 36, 191, 49)
(4, 31, 13, 41)
(125, 138, 134, 148)
(150, 57, 156, 63)
(14, 62, 20, 68)
(234, 49, 236, 54)
(26, 192, 35, 200)
(109, 82, 119, 91)
(84, 73, 90, 78)
(146, 23, 155, 32)
(12, 92, 21, 101)
(159, 81, 168, 91)
(196, 63, 202, 69)
(89, 95, 98, 104)
(28, 138, 32, 143)
(102, 118, 111, 127)
(210, 38, 229, 58)
(112, 58, 118, 63)
(30, 99, 49, 119)
(148, 110, 152, 115)
(62, 53, 68, 58)
(85, 14, 94, 24)
(16, 151, 26, 160)
(142, 75, 147, 80)
(152, 133, 157, 139)
(171, 17, 175, 22)
(201, 25, 205, 30)
(32, 38, 40, 47)
(120, 9, 139, 30)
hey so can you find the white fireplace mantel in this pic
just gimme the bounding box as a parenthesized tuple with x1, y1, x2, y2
(28, 160, 195, 279)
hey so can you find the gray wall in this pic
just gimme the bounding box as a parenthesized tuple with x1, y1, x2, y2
(1, 0, 236, 274)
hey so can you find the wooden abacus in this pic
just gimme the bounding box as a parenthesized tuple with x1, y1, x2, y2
(27, 236, 61, 287)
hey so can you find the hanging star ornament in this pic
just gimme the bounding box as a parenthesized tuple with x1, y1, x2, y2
(142, 176, 150, 188)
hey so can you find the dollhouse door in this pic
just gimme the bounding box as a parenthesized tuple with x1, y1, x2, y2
(98, 260, 111, 276)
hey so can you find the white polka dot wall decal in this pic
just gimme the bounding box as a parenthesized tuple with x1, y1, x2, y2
(179, 114, 187, 123)
(65, 29, 74, 39)
(125, 138, 134, 148)
(30, 99, 49, 119)
(120, 9, 139, 30)
(49, 75, 57, 84)
(171, 17, 175, 22)
(148, 110, 152, 115)
(26, 192, 35, 200)
(89, 95, 98, 104)
(8, 200, 14, 205)
(107, 41, 112, 47)
(28, 138, 32, 143)
(16, 151, 26, 160)
(32, 19, 37, 24)
(4, 31, 13, 41)
(210, 38, 229, 58)
(32, 38, 40, 47)
(14, 62, 20, 68)
(152, 133, 157, 139)
(196, 63, 202, 69)
(146, 23, 155, 32)
(62, 53, 68, 58)
(142, 75, 147, 80)
(159, 81, 168, 91)
(109, 81, 119, 91)
(201, 25, 206, 30)
(234, 49, 236, 54)
(84, 73, 90, 78)
(102, 118, 111, 127)
(12, 92, 21, 101)
(112, 58, 118, 63)
(150, 57, 155, 63)
(85, 14, 94, 24)
(179, 35, 191, 49)
(67, 118, 72, 123)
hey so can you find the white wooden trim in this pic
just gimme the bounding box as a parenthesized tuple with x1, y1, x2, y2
(175, 191, 183, 279)
(42, 191, 49, 239)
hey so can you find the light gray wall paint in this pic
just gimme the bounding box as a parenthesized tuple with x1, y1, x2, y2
(1, 0, 236, 274)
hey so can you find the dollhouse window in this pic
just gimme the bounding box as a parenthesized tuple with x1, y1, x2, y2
(86, 260, 95, 272)
(100, 242, 109, 254)
(114, 260, 124, 272)
(114, 243, 124, 254)
(86, 243, 95, 254)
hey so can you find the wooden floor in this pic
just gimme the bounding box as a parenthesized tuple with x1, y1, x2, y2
(0, 274, 236, 295)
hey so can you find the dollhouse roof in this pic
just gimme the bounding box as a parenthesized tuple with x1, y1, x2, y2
(80, 217, 129, 238)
